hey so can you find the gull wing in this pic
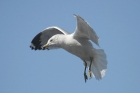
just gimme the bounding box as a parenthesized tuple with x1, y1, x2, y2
(30, 26, 69, 50)
(73, 14, 99, 46)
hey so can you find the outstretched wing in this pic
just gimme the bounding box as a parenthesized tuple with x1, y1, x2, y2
(30, 26, 69, 50)
(73, 14, 99, 46)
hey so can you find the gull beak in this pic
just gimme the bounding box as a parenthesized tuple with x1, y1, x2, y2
(42, 44, 49, 50)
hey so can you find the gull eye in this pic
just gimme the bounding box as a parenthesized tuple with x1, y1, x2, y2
(50, 39, 53, 42)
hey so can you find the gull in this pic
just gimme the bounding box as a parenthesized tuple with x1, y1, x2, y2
(30, 14, 107, 82)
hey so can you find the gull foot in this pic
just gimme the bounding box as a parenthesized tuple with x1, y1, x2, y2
(84, 73, 88, 83)
(88, 70, 92, 79)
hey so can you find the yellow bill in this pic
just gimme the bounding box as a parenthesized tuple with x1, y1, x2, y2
(42, 44, 49, 50)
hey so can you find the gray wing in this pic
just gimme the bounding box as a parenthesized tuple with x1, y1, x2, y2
(30, 26, 69, 50)
(73, 14, 99, 46)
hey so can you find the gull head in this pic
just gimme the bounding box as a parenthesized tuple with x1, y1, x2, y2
(42, 34, 63, 50)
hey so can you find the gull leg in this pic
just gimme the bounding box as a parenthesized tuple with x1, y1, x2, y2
(89, 57, 93, 78)
(83, 60, 88, 83)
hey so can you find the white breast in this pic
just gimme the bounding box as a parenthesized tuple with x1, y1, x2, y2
(61, 34, 94, 60)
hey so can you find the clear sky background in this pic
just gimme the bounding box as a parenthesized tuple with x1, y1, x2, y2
(0, 0, 140, 93)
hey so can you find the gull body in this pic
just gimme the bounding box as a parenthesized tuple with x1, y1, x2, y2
(48, 34, 95, 61)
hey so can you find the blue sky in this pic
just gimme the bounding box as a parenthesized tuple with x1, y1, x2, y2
(0, 0, 140, 93)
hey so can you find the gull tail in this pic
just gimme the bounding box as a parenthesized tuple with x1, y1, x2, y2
(87, 49, 107, 80)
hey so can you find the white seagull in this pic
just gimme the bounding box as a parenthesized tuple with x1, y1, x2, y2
(30, 14, 107, 82)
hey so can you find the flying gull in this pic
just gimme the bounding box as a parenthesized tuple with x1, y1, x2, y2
(30, 14, 107, 82)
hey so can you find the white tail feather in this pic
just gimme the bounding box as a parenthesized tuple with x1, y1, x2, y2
(87, 49, 107, 80)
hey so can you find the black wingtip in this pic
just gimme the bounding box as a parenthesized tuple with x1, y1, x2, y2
(42, 47, 45, 50)
(30, 45, 34, 50)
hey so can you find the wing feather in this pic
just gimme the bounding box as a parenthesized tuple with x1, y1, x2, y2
(73, 14, 99, 46)
(30, 26, 69, 50)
